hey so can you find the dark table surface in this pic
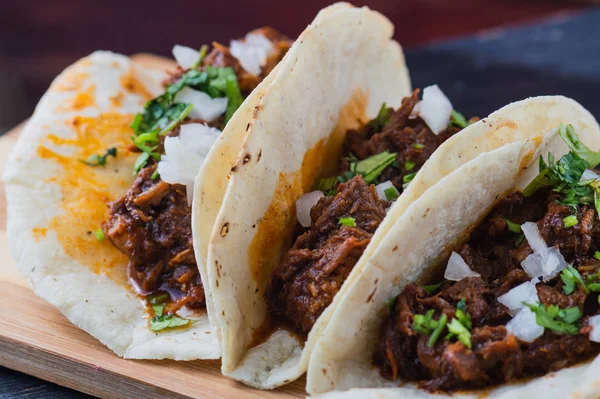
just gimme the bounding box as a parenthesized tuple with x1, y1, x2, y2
(2, 6, 600, 399)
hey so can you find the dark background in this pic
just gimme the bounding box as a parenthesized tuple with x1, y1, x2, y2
(0, 0, 587, 132)
(2, 1, 600, 398)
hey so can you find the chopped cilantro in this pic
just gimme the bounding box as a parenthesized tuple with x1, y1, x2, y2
(525, 302, 582, 335)
(369, 103, 390, 132)
(589, 283, 600, 292)
(338, 217, 356, 227)
(505, 219, 522, 234)
(148, 293, 170, 304)
(446, 318, 472, 349)
(152, 304, 164, 317)
(150, 314, 190, 332)
(428, 313, 447, 347)
(563, 215, 578, 228)
(316, 177, 338, 196)
(95, 229, 105, 241)
(133, 152, 151, 175)
(191, 44, 209, 70)
(402, 172, 417, 189)
(355, 152, 397, 184)
(515, 233, 525, 247)
(559, 124, 600, 168)
(595, 251, 600, 261)
(412, 143, 425, 150)
(423, 281, 444, 295)
(384, 186, 399, 201)
(455, 299, 472, 329)
(450, 110, 468, 129)
(386, 296, 396, 311)
(81, 147, 117, 167)
(404, 160, 416, 171)
(561, 266, 589, 295)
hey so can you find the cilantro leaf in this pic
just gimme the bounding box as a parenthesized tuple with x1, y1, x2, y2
(149, 314, 191, 332)
(561, 266, 589, 295)
(81, 147, 117, 167)
(339, 217, 356, 227)
(506, 219, 522, 234)
(316, 177, 339, 196)
(423, 281, 444, 295)
(446, 318, 472, 348)
(559, 124, 600, 168)
(526, 302, 581, 334)
(402, 172, 416, 189)
(404, 160, 416, 171)
(95, 229, 105, 241)
(563, 215, 578, 228)
(152, 304, 164, 317)
(355, 152, 397, 184)
(369, 103, 390, 132)
(450, 110, 468, 129)
(133, 152, 151, 175)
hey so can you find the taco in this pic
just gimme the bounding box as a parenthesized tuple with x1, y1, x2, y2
(306, 97, 600, 398)
(4, 27, 291, 359)
(200, 3, 523, 389)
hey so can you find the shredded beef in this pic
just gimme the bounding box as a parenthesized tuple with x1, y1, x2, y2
(375, 188, 600, 392)
(265, 176, 388, 334)
(342, 89, 461, 191)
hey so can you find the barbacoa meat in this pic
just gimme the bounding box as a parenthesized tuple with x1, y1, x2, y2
(265, 176, 388, 334)
(104, 29, 291, 311)
(343, 89, 461, 190)
(375, 189, 600, 392)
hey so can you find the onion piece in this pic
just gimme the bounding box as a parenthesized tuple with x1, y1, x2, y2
(581, 169, 599, 182)
(174, 87, 227, 122)
(506, 307, 544, 343)
(444, 252, 480, 281)
(158, 123, 222, 204)
(375, 181, 398, 201)
(230, 33, 274, 76)
(521, 246, 567, 281)
(172, 45, 200, 70)
(589, 315, 600, 342)
(418, 85, 453, 135)
(296, 191, 324, 227)
(158, 282, 185, 301)
(521, 222, 547, 253)
(498, 279, 539, 315)
(409, 102, 421, 119)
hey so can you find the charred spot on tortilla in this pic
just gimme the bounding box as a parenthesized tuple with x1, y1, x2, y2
(374, 125, 600, 392)
(220, 223, 230, 237)
(263, 87, 473, 336)
(257, 149, 262, 162)
(243, 153, 251, 164)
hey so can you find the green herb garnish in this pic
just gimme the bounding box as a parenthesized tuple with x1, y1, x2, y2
(412, 143, 425, 150)
(515, 233, 525, 247)
(561, 266, 589, 295)
(563, 215, 578, 228)
(559, 124, 600, 168)
(150, 314, 190, 332)
(369, 103, 390, 132)
(526, 302, 582, 335)
(355, 152, 397, 184)
(316, 177, 339, 196)
(423, 281, 444, 295)
(81, 147, 117, 167)
(506, 219, 522, 234)
(384, 186, 399, 201)
(446, 318, 472, 348)
(412, 310, 448, 348)
(152, 304, 164, 317)
(404, 160, 416, 171)
(402, 172, 417, 189)
(95, 229, 105, 241)
(428, 313, 447, 347)
(450, 110, 468, 129)
(594, 251, 600, 261)
(339, 217, 357, 227)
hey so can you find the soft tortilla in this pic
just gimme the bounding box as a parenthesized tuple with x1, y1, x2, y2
(4, 50, 257, 359)
(306, 97, 600, 397)
(205, 2, 413, 388)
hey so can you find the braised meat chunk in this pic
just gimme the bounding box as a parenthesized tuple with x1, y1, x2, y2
(265, 176, 388, 334)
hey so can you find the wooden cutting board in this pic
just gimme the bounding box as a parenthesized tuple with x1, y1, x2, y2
(0, 54, 306, 399)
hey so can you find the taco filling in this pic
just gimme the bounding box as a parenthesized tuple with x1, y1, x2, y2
(265, 86, 474, 335)
(375, 125, 600, 392)
(100, 28, 291, 330)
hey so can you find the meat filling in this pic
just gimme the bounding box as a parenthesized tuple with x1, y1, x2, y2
(375, 189, 600, 392)
(104, 29, 291, 311)
(265, 89, 465, 334)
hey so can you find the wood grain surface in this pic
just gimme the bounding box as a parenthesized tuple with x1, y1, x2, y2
(0, 54, 306, 399)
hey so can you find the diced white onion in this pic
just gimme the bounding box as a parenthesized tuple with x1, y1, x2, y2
(521, 247, 567, 282)
(498, 279, 539, 315)
(521, 222, 547, 253)
(588, 315, 600, 342)
(506, 307, 544, 343)
(230, 33, 274, 76)
(444, 252, 481, 281)
(158, 123, 222, 203)
(581, 169, 599, 182)
(174, 87, 228, 122)
(375, 181, 398, 201)
(172, 45, 200, 70)
(418, 85, 453, 135)
(296, 191, 324, 227)
(409, 102, 421, 119)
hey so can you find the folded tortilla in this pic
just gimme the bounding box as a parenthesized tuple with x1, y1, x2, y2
(3, 47, 277, 359)
(306, 96, 600, 398)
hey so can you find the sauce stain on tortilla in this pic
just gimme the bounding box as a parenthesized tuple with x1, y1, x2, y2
(32, 227, 47, 241)
(247, 89, 368, 291)
(36, 113, 137, 287)
(121, 70, 155, 101)
(52, 71, 90, 93)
